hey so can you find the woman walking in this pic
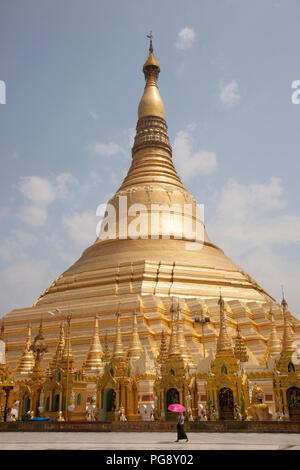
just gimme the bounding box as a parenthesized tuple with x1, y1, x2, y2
(175, 412, 189, 442)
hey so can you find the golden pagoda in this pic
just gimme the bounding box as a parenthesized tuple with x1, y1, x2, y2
(14, 323, 35, 376)
(273, 296, 300, 420)
(2, 38, 300, 422)
(205, 294, 249, 420)
(96, 311, 139, 421)
(82, 316, 104, 375)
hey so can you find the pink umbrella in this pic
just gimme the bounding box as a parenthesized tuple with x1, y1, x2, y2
(168, 404, 186, 412)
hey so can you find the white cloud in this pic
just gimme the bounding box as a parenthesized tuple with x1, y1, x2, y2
(173, 128, 218, 181)
(90, 142, 125, 157)
(18, 173, 78, 227)
(19, 175, 56, 207)
(11, 151, 20, 161)
(45, 233, 78, 265)
(175, 27, 195, 50)
(207, 177, 300, 315)
(0, 258, 53, 313)
(220, 80, 240, 108)
(209, 177, 299, 256)
(62, 209, 96, 248)
(20, 204, 48, 227)
(88, 109, 99, 120)
(0, 229, 37, 263)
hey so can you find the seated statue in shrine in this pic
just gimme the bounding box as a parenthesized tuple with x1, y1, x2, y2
(247, 383, 273, 421)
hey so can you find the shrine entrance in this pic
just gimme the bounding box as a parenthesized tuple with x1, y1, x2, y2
(101, 388, 116, 421)
(165, 388, 180, 421)
(287, 387, 300, 421)
(22, 395, 31, 420)
(52, 394, 60, 412)
(218, 387, 234, 420)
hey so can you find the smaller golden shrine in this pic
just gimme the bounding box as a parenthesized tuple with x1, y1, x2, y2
(154, 301, 197, 421)
(273, 297, 300, 420)
(205, 294, 249, 420)
(96, 312, 139, 421)
(42, 320, 87, 421)
(0, 323, 14, 421)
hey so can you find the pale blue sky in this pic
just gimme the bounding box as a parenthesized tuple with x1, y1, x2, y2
(1, 0, 300, 316)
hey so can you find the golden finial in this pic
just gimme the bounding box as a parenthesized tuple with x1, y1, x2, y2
(264, 306, 281, 361)
(30, 319, 48, 362)
(138, 33, 164, 119)
(281, 294, 294, 352)
(281, 285, 288, 310)
(234, 324, 249, 363)
(146, 31, 153, 52)
(168, 298, 180, 357)
(102, 331, 111, 363)
(112, 304, 124, 359)
(216, 290, 233, 354)
(14, 323, 35, 374)
(48, 322, 65, 372)
(127, 305, 143, 361)
(176, 299, 194, 365)
(157, 330, 168, 364)
(83, 315, 103, 372)
(61, 318, 73, 369)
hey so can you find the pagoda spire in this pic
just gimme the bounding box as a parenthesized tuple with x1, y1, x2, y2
(168, 299, 180, 357)
(61, 318, 73, 370)
(281, 296, 294, 353)
(157, 330, 168, 364)
(176, 301, 195, 365)
(55, 323, 65, 362)
(277, 293, 296, 373)
(118, 38, 185, 193)
(234, 324, 249, 363)
(112, 307, 124, 359)
(138, 35, 164, 119)
(14, 323, 35, 374)
(127, 307, 143, 361)
(30, 319, 48, 363)
(264, 307, 281, 361)
(83, 316, 103, 373)
(102, 331, 111, 364)
(216, 292, 233, 354)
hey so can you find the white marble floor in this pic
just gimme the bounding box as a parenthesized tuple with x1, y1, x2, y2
(0, 432, 300, 450)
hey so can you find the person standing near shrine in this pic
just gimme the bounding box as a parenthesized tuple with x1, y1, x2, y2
(175, 412, 189, 442)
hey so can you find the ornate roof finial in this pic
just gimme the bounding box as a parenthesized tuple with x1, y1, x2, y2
(146, 31, 153, 52)
(83, 315, 103, 372)
(14, 323, 35, 374)
(30, 320, 48, 362)
(168, 298, 180, 357)
(216, 289, 233, 354)
(234, 324, 249, 363)
(127, 304, 143, 361)
(61, 317, 73, 369)
(176, 299, 194, 365)
(157, 330, 168, 364)
(264, 306, 281, 361)
(102, 331, 111, 363)
(48, 322, 65, 371)
(281, 294, 294, 353)
(112, 304, 124, 359)
(281, 285, 288, 310)
(138, 34, 164, 119)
